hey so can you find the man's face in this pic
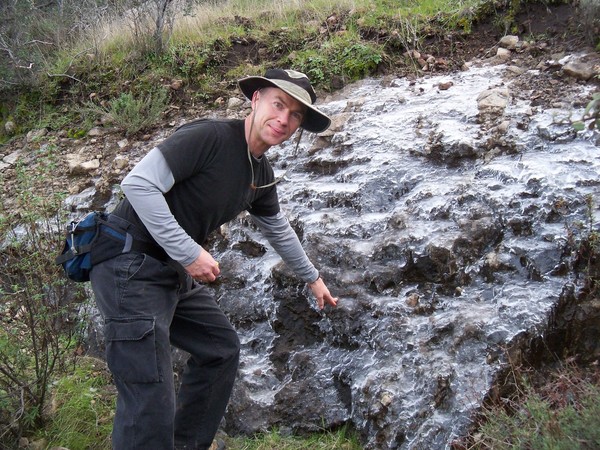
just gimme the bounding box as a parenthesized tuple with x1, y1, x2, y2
(251, 87, 306, 149)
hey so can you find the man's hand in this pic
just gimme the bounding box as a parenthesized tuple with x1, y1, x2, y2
(308, 277, 338, 310)
(184, 250, 220, 283)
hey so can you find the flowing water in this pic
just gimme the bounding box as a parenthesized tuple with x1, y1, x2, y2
(77, 61, 598, 449)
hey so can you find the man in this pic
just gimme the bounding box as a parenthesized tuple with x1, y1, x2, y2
(89, 68, 338, 450)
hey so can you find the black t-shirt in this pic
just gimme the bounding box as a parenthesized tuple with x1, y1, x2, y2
(114, 119, 280, 245)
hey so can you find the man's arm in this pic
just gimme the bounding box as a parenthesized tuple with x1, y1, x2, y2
(251, 212, 338, 309)
(120, 148, 220, 282)
(121, 147, 201, 266)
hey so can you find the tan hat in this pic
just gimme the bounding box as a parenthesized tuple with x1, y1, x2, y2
(238, 68, 331, 133)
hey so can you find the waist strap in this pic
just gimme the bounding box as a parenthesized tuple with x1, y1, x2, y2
(92, 214, 168, 263)
(96, 214, 189, 288)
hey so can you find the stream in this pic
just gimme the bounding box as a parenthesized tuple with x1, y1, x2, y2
(79, 59, 599, 449)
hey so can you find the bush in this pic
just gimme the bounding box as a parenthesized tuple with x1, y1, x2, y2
(0, 144, 85, 447)
(473, 364, 600, 449)
(81, 87, 169, 136)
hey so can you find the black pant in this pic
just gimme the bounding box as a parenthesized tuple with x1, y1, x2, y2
(90, 251, 240, 450)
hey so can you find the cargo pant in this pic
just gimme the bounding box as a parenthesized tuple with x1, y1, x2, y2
(90, 235, 240, 450)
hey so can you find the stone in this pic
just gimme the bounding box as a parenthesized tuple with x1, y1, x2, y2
(499, 35, 519, 50)
(4, 120, 15, 134)
(170, 79, 183, 90)
(477, 88, 510, 111)
(66, 154, 101, 174)
(227, 97, 245, 110)
(3, 149, 22, 165)
(496, 47, 512, 60)
(87, 127, 105, 137)
(26, 128, 48, 142)
(563, 61, 595, 81)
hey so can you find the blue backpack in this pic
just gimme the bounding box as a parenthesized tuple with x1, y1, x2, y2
(55, 211, 171, 282)
(55, 211, 105, 282)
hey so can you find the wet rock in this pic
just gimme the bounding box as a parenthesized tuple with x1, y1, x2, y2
(562, 60, 595, 81)
(477, 88, 510, 111)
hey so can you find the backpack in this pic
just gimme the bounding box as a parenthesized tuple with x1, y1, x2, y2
(55, 211, 105, 282)
(55, 211, 172, 282)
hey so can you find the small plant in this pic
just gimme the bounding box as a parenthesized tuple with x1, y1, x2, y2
(81, 88, 169, 136)
(573, 93, 600, 132)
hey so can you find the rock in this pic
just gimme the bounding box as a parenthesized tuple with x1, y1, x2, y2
(505, 65, 526, 77)
(496, 120, 510, 134)
(26, 128, 48, 142)
(563, 61, 595, 81)
(499, 35, 519, 50)
(477, 88, 510, 111)
(113, 155, 129, 170)
(28, 439, 47, 450)
(317, 113, 350, 137)
(87, 127, 105, 137)
(495, 47, 512, 60)
(4, 120, 15, 134)
(227, 97, 245, 110)
(170, 79, 183, 90)
(3, 149, 22, 166)
(66, 153, 101, 174)
(406, 292, 420, 307)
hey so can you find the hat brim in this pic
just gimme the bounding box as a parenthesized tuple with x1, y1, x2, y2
(238, 76, 331, 133)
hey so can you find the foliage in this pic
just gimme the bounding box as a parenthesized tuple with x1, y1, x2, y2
(80, 88, 169, 136)
(572, 93, 600, 132)
(471, 363, 600, 449)
(0, 144, 86, 447)
(0, 0, 113, 89)
(153, 39, 233, 82)
(579, 0, 600, 47)
(289, 35, 385, 90)
(40, 358, 114, 450)
(225, 424, 363, 450)
(109, 0, 221, 55)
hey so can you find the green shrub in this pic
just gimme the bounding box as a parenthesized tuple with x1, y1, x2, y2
(474, 367, 600, 449)
(81, 88, 169, 136)
(0, 145, 84, 447)
(289, 35, 385, 90)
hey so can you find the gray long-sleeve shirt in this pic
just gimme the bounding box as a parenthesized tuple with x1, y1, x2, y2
(121, 147, 319, 283)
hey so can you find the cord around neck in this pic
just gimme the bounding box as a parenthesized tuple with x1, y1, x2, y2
(247, 109, 303, 190)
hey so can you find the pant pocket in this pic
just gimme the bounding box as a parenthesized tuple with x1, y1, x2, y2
(104, 317, 161, 383)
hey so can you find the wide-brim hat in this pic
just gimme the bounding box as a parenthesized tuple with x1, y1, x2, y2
(238, 68, 331, 133)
